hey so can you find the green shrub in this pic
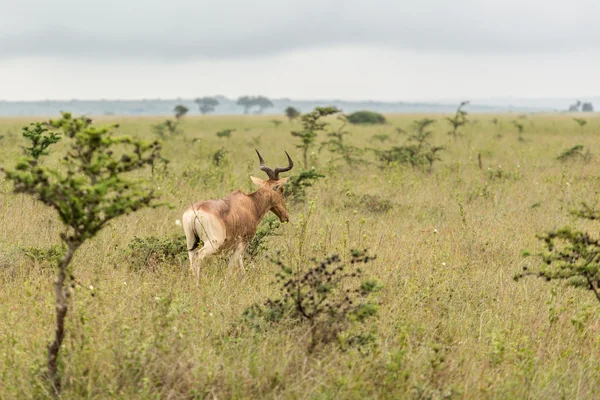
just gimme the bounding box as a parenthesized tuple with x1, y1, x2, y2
(242, 249, 382, 352)
(347, 111, 386, 125)
(245, 214, 281, 261)
(124, 235, 188, 270)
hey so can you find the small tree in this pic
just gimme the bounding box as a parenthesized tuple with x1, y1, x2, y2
(254, 96, 274, 114)
(2, 112, 163, 394)
(173, 104, 189, 120)
(512, 120, 525, 141)
(21, 122, 62, 159)
(446, 101, 469, 139)
(237, 96, 254, 114)
(243, 250, 382, 352)
(320, 115, 365, 165)
(291, 106, 340, 169)
(573, 118, 587, 128)
(568, 100, 582, 112)
(373, 118, 444, 173)
(285, 106, 301, 122)
(152, 119, 181, 139)
(194, 97, 219, 114)
(216, 128, 235, 139)
(582, 102, 594, 112)
(516, 203, 600, 305)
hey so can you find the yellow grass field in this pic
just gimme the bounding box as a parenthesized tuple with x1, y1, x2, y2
(1, 113, 600, 399)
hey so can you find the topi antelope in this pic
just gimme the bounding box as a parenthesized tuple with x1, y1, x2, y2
(182, 150, 293, 279)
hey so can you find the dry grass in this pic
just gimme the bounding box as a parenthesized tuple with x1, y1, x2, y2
(1, 113, 600, 399)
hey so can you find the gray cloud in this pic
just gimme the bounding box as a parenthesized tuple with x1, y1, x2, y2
(1, 0, 598, 60)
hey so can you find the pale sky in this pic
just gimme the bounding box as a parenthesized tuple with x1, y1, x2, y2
(0, 0, 598, 101)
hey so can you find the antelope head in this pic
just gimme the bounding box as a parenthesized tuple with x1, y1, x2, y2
(251, 149, 294, 223)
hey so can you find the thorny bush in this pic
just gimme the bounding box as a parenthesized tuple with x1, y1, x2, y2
(243, 249, 382, 352)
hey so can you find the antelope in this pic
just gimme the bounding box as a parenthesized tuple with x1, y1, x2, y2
(182, 150, 293, 279)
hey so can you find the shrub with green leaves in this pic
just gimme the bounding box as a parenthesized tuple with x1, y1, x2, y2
(516, 203, 600, 304)
(320, 115, 365, 165)
(374, 118, 444, 172)
(286, 169, 325, 203)
(124, 235, 188, 270)
(285, 106, 301, 122)
(152, 119, 181, 139)
(243, 250, 382, 351)
(245, 214, 281, 261)
(21, 122, 62, 159)
(216, 128, 235, 139)
(346, 110, 386, 125)
(173, 104, 189, 119)
(291, 106, 340, 169)
(2, 112, 164, 394)
(446, 101, 469, 139)
(557, 145, 590, 162)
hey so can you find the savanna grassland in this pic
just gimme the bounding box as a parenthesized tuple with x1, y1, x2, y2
(1, 112, 600, 399)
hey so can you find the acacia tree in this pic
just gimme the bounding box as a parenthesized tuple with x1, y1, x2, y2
(237, 96, 254, 114)
(2, 112, 163, 394)
(254, 96, 273, 114)
(291, 106, 340, 169)
(174, 104, 189, 119)
(446, 101, 469, 139)
(194, 97, 219, 114)
(236, 95, 273, 114)
(285, 106, 301, 122)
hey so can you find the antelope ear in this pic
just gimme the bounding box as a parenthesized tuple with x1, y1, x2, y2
(272, 177, 289, 191)
(251, 176, 264, 187)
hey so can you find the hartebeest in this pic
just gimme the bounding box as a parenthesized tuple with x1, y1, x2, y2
(182, 150, 293, 279)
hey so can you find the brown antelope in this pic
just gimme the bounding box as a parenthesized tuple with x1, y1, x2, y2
(182, 150, 293, 279)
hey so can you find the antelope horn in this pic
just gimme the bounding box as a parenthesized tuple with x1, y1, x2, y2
(273, 151, 294, 179)
(255, 149, 276, 180)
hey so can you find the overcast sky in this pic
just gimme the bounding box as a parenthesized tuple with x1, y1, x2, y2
(0, 0, 598, 101)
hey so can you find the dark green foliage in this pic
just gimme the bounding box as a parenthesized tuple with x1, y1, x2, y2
(346, 111, 386, 125)
(124, 235, 188, 270)
(216, 128, 235, 139)
(291, 106, 340, 169)
(516, 203, 600, 304)
(6, 113, 164, 244)
(245, 214, 281, 261)
(212, 147, 228, 166)
(285, 106, 301, 121)
(320, 115, 365, 165)
(557, 145, 590, 162)
(446, 101, 469, 139)
(374, 118, 444, 172)
(194, 97, 219, 114)
(242, 250, 381, 351)
(21, 244, 65, 266)
(21, 122, 62, 160)
(573, 118, 587, 127)
(236, 95, 273, 114)
(270, 120, 283, 127)
(512, 120, 525, 141)
(582, 102, 594, 112)
(152, 120, 181, 139)
(173, 104, 189, 119)
(286, 169, 325, 203)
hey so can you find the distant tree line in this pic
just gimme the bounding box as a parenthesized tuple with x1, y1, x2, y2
(568, 100, 594, 112)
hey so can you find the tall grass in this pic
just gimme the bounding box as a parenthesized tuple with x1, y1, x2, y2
(1, 113, 600, 398)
